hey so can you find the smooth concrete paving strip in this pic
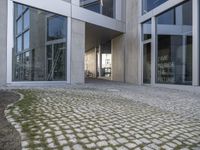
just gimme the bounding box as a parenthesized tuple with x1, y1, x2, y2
(4, 87, 200, 150)
(0, 90, 21, 150)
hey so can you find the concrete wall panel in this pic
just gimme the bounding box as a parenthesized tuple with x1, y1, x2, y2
(0, 0, 7, 86)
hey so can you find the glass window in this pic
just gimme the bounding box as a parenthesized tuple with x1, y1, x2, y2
(81, 0, 115, 18)
(156, 0, 192, 85)
(142, 20, 152, 41)
(143, 43, 151, 84)
(182, 1, 192, 25)
(17, 18, 22, 34)
(47, 45, 53, 80)
(47, 15, 67, 41)
(102, 0, 114, 18)
(83, 1, 101, 13)
(24, 52, 31, 80)
(17, 5, 23, 16)
(142, 0, 168, 14)
(13, 3, 68, 82)
(53, 43, 66, 81)
(23, 31, 30, 50)
(23, 6, 28, 11)
(23, 10, 30, 29)
(157, 9, 175, 25)
(17, 36, 22, 52)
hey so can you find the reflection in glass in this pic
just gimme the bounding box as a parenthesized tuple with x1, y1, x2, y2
(143, 43, 151, 84)
(142, 0, 167, 14)
(17, 36, 22, 52)
(46, 43, 66, 81)
(102, 0, 114, 18)
(23, 10, 30, 29)
(23, 31, 30, 50)
(24, 52, 31, 80)
(17, 18, 22, 34)
(142, 20, 151, 41)
(17, 5, 23, 16)
(157, 9, 175, 24)
(13, 3, 68, 81)
(53, 43, 66, 81)
(80, 0, 114, 18)
(83, 1, 100, 13)
(47, 15, 67, 41)
(156, 0, 192, 85)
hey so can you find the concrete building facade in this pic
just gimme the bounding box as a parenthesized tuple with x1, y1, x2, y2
(0, 0, 199, 88)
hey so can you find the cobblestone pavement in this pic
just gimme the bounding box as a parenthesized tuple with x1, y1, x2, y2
(84, 79, 200, 120)
(5, 88, 200, 150)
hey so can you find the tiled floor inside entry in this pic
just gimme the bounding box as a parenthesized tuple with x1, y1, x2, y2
(4, 81, 200, 150)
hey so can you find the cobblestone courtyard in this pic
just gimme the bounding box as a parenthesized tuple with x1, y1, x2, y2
(4, 82, 200, 150)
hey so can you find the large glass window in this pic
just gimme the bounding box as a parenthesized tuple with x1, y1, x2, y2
(142, 0, 168, 14)
(23, 31, 30, 50)
(17, 36, 22, 52)
(80, 0, 114, 18)
(83, 1, 101, 13)
(17, 5, 23, 17)
(102, 0, 114, 18)
(156, 0, 192, 85)
(13, 3, 68, 81)
(142, 20, 152, 41)
(17, 18, 22, 34)
(23, 9, 30, 29)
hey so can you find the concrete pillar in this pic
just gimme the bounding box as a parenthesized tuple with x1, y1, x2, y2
(151, 17, 156, 85)
(111, 35, 125, 82)
(98, 45, 102, 77)
(85, 48, 97, 78)
(0, 0, 7, 86)
(70, 19, 85, 84)
(95, 47, 98, 77)
(124, 0, 140, 84)
(192, 0, 199, 86)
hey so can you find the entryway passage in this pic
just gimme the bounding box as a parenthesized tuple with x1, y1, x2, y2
(85, 41, 112, 81)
